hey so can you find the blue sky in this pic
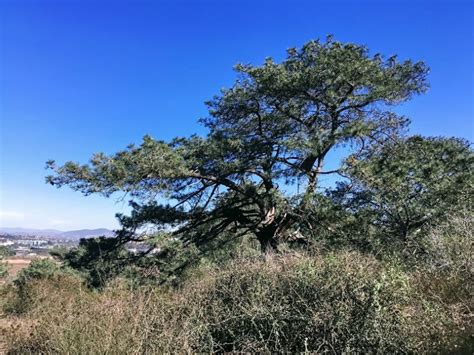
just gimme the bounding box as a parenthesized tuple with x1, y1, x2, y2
(0, 0, 472, 230)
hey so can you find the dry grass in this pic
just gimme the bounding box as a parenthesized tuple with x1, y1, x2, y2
(3, 276, 196, 353)
(2, 248, 471, 353)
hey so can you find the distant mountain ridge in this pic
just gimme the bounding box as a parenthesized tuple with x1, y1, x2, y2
(0, 227, 115, 239)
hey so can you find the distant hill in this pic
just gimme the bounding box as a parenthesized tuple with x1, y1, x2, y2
(0, 227, 115, 239)
(58, 228, 115, 239)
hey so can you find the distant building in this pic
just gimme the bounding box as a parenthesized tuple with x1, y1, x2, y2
(14, 246, 30, 256)
(17, 239, 47, 246)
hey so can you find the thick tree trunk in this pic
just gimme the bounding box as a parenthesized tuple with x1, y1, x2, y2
(255, 222, 279, 253)
(255, 204, 280, 253)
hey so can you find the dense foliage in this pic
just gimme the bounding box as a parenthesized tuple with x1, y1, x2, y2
(326, 135, 473, 254)
(51, 237, 130, 288)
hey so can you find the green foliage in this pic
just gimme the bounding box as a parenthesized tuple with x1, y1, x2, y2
(0, 262, 6, 279)
(11, 259, 60, 313)
(57, 237, 130, 288)
(0, 245, 14, 257)
(45, 36, 429, 277)
(333, 136, 473, 253)
(0, 245, 14, 278)
(15, 259, 59, 287)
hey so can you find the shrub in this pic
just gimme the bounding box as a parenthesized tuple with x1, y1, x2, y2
(15, 259, 59, 285)
(56, 237, 130, 289)
(424, 211, 473, 276)
(4, 277, 188, 353)
(9, 259, 61, 314)
(412, 212, 474, 353)
(0, 245, 14, 279)
(185, 252, 454, 353)
(6, 251, 469, 353)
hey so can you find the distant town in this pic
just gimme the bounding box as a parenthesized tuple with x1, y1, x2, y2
(0, 227, 115, 257)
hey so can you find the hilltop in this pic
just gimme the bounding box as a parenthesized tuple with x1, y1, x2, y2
(0, 227, 114, 240)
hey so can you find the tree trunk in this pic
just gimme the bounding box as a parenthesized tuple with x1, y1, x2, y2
(255, 222, 279, 253)
(255, 204, 280, 253)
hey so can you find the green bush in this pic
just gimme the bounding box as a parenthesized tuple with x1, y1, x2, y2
(15, 259, 59, 284)
(10, 259, 61, 314)
(0, 245, 14, 278)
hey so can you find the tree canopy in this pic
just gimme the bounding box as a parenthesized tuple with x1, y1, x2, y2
(333, 136, 473, 250)
(47, 37, 432, 262)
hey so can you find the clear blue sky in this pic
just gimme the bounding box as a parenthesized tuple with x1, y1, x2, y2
(0, 0, 472, 230)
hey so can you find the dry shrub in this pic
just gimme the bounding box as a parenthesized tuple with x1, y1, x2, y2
(424, 210, 473, 276)
(414, 212, 474, 353)
(4, 275, 193, 354)
(185, 252, 452, 353)
(5, 249, 469, 353)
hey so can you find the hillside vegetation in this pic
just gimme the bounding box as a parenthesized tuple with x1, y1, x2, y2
(1, 213, 472, 353)
(1, 37, 472, 353)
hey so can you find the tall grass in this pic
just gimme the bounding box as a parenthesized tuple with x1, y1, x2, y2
(3, 247, 471, 353)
